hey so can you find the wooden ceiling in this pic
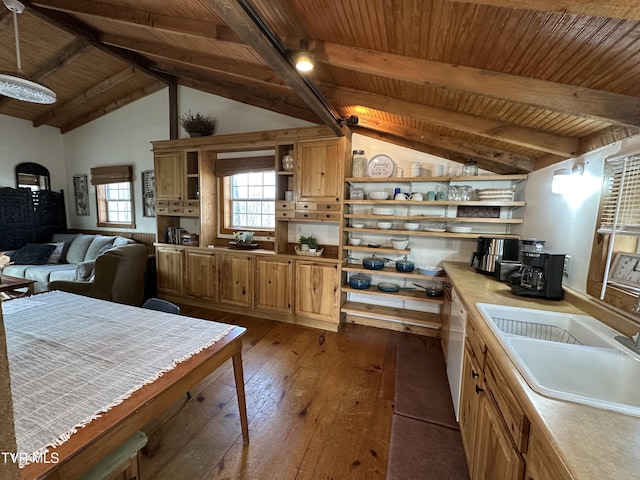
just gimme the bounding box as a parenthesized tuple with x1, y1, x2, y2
(2, 1, 640, 173)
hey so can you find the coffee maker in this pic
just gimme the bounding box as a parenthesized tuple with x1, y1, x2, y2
(470, 237, 520, 274)
(510, 251, 565, 300)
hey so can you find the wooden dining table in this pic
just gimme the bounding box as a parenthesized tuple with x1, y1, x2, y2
(2, 292, 248, 480)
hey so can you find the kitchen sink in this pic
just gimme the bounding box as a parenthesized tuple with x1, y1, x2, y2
(476, 303, 640, 416)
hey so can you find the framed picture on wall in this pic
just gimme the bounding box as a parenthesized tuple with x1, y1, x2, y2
(142, 170, 155, 217)
(73, 174, 89, 216)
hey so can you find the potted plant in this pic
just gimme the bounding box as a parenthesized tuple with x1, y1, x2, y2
(299, 235, 318, 252)
(179, 110, 217, 137)
(233, 231, 255, 244)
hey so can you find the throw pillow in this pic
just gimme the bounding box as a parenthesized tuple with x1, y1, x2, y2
(96, 243, 113, 256)
(11, 243, 57, 265)
(113, 236, 136, 247)
(74, 260, 96, 281)
(46, 242, 65, 264)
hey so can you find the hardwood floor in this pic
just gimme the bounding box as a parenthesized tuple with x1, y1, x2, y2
(139, 308, 403, 480)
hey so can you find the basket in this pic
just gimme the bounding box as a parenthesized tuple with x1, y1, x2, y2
(295, 246, 324, 257)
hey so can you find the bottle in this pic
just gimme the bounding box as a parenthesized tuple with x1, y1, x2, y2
(352, 150, 366, 178)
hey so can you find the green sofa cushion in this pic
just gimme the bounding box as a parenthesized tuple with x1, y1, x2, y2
(65, 234, 95, 264)
(84, 235, 116, 261)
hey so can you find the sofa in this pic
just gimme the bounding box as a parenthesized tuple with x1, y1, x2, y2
(3, 233, 138, 293)
(49, 243, 149, 306)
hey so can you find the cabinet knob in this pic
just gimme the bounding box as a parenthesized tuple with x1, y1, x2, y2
(471, 370, 479, 379)
(475, 385, 484, 395)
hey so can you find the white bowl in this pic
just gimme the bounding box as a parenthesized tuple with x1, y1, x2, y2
(372, 207, 395, 215)
(377, 221, 393, 230)
(349, 237, 362, 246)
(391, 239, 409, 249)
(368, 191, 390, 200)
(418, 265, 443, 276)
(404, 222, 420, 230)
(351, 223, 365, 228)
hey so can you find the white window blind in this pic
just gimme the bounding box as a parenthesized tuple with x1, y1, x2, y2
(598, 155, 640, 235)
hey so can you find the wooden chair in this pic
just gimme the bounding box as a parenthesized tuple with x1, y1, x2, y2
(78, 431, 147, 480)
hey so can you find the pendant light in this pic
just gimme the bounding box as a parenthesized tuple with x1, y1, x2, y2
(0, 0, 56, 104)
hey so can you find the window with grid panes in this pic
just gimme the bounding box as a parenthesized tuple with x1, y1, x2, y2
(226, 171, 276, 230)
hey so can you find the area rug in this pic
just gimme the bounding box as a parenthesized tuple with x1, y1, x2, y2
(394, 334, 458, 429)
(386, 414, 469, 480)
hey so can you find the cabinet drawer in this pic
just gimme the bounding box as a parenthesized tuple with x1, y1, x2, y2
(466, 317, 486, 363)
(295, 211, 318, 219)
(183, 200, 199, 208)
(156, 200, 169, 207)
(157, 206, 170, 214)
(315, 212, 341, 221)
(169, 207, 183, 214)
(485, 353, 529, 453)
(276, 210, 296, 219)
(317, 203, 341, 211)
(276, 201, 295, 210)
(296, 202, 318, 210)
(169, 200, 182, 207)
(183, 208, 200, 216)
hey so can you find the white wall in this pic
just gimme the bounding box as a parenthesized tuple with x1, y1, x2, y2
(0, 115, 65, 191)
(62, 86, 313, 233)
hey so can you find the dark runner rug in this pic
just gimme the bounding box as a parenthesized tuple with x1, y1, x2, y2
(394, 334, 458, 429)
(386, 414, 470, 480)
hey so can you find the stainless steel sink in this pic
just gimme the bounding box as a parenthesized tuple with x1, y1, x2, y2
(476, 303, 640, 416)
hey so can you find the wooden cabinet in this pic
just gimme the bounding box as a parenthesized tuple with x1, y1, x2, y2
(156, 246, 184, 294)
(525, 426, 572, 480)
(460, 341, 482, 469)
(296, 138, 345, 203)
(185, 249, 216, 300)
(217, 253, 253, 308)
(473, 389, 525, 480)
(295, 260, 340, 324)
(255, 257, 293, 314)
(155, 152, 184, 201)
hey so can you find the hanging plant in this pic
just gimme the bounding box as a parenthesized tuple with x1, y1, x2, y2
(179, 110, 217, 137)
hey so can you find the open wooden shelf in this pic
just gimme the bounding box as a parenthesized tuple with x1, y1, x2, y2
(342, 265, 447, 281)
(341, 286, 446, 304)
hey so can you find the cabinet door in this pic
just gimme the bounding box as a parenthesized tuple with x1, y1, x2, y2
(185, 250, 216, 300)
(459, 342, 481, 470)
(295, 261, 340, 323)
(255, 257, 293, 314)
(156, 246, 184, 294)
(525, 427, 572, 480)
(155, 152, 184, 201)
(296, 138, 343, 203)
(218, 254, 253, 308)
(473, 393, 525, 480)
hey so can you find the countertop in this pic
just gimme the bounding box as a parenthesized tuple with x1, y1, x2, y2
(443, 261, 640, 480)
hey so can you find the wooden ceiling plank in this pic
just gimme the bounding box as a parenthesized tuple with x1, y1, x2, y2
(205, 0, 347, 137)
(25, 3, 174, 85)
(578, 125, 640, 155)
(447, 0, 640, 21)
(325, 85, 578, 156)
(30, 0, 246, 44)
(102, 34, 286, 87)
(315, 41, 640, 127)
(32, 66, 138, 127)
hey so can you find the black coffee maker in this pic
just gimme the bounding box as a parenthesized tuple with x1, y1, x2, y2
(509, 250, 565, 300)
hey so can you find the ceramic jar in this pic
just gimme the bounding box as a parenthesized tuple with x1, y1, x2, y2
(282, 154, 294, 171)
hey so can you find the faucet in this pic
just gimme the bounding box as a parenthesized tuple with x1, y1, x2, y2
(615, 331, 640, 355)
(634, 295, 640, 314)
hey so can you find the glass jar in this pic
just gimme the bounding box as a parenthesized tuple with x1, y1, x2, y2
(462, 160, 478, 176)
(282, 154, 294, 171)
(352, 150, 367, 178)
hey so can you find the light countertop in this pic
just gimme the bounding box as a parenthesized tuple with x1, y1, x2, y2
(443, 261, 640, 480)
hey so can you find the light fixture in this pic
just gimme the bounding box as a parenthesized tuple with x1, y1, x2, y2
(551, 164, 584, 194)
(0, 0, 56, 104)
(294, 39, 314, 72)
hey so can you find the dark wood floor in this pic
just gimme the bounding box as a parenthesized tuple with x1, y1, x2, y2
(139, 308, 404, 480)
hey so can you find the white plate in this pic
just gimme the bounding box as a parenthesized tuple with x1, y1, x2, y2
(367, 154, 395, 178)
(448, 226, 473, 233)
(424, 227, 446, 232)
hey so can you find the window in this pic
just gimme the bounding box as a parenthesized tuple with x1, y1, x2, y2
(215, 152, 277, 236)
(91, 165, 135, 229)
(222, 172, 276, 232)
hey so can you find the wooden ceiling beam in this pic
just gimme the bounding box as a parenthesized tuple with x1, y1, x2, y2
(205, 0, 347, 137)
(33, 67, 138, 127)
(24, 2, 174, 85)
(447, 0, 640, 20)
(30, 0, 245, 44)
(355, 116, 535, 173)
(60, 82, 165, 133)
(324, 85, 577, 157)
(102, 34, 287, 88)
(314, 41, 640, 128)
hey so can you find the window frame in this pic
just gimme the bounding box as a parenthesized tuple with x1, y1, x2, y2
(218, 172, 276, 237)
(95, 181, 136, 229)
